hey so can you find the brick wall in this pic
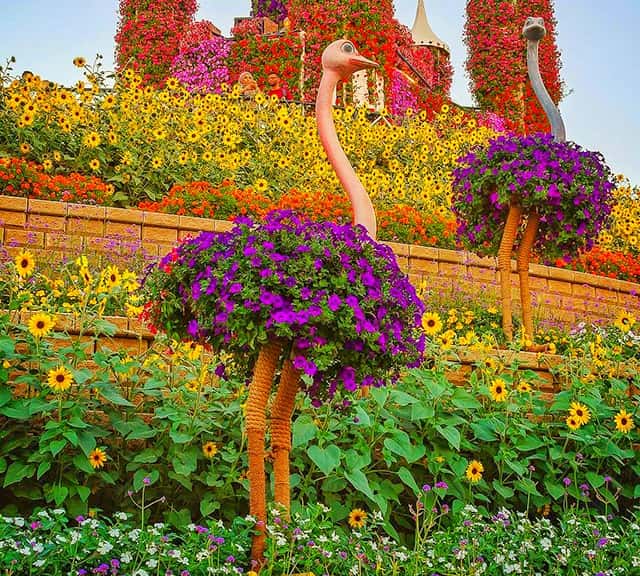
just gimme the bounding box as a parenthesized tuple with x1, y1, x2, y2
(1, 194, 639, 330)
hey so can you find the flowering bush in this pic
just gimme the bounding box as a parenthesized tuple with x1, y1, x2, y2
(452, 133, 616, 261)
(170, 36, 231, 93)
(464, 0, 563, 133)
(114, 0, 197, 86)
(252, 0, 288, 23)
(143, 210, 425, 403)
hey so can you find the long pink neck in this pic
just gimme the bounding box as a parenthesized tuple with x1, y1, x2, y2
(316, 69, 377, 239)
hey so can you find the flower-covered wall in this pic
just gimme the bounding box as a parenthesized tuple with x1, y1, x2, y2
(115, 0, 197, 86)
(464, 0, 562, 133)
(252, 0, 288, 23)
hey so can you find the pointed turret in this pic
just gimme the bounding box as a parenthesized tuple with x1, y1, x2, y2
(411, 0, 449, 53)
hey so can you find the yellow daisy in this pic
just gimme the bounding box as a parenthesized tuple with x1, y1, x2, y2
(517, 382, 532, 394)
(47, 366, 74, 392)
(14, 249, 36, 278)
(566, 414, 581, 431)
(490, 378, 508, 402)
(89, 448, 107, 469)
(614, 409, 634, 434)
(73, 56, 86, 68)
(569, 402, 591, 426)
(27, 312, 55, 339)
(202, 442, 218, 459)
(348, 508, 367, 529)
(421, 312, 443, 336)
(466, 460, 484, 483)
(614, 310, 636, 333)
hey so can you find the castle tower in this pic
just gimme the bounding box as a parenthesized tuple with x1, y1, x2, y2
(411, 0, 449, 53)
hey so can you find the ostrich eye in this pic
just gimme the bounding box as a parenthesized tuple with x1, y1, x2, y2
(341, 42, 355, 54)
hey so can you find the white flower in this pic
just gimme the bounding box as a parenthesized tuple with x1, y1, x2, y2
(108, 528, 121, 538)
(13, 517, 25, 527)
(32, 543, 44, 553)
(37, 511, 51, 519)
(145, 559, 158, 569)
(97, 541, 114, 555)
(33, 559, 45, 567)
(115, 512, 129, 521)
(133, 570, 149, 576)
(52, 509, 65, 515)
(146, 545, 157, 555)
(196, 550, 210, 561)
(128, 528, 142, 542)
(540, 537, 552, 551)
(121, 552, 133, 564)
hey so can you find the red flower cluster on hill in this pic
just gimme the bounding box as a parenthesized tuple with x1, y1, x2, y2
(115, 0, 197, 86)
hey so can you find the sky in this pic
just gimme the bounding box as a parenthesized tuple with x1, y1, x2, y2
(0, 1, 638, 184)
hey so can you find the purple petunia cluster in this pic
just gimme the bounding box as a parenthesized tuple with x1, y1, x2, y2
(253, 0, 288, 23)
(170, 37, 230, 93)
(451, 133, 615, 262)
(144, 210, 425, 404)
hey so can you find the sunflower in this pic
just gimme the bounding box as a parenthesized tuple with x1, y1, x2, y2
(42, 159, 53, 171)
(202, 442, 218, 459)
(82, 131, 101, 148)
(28, 312, 55, 338)
(19, 142, 30, 155)
(517, 382, 532, 393)
(73, 56, 86, 68)
(569, 402, 591, 426)
(566, 414, 581, 431)
(89, 158, 100, 171)
(421, 312, 443, 336)
(490, 378, 508, 402)
(465, 460, 484, 483)
(254, 179, 269, 193)
(14, 249, 35, 278)
(47, 366, 74, 392)
(151, 157, 163, 169)
(614, 310, 636, 333)
(614, 409, 635, 434)
(89, 448, 107, 469)
(105, 265, 121, 289)
(348, 508, 367, 529)
(438, 329, 456, 350)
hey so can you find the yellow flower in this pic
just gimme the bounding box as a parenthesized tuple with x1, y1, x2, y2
(105, 265, 121, 288)
(19, 142, 30, 155)
(614, 409, 634, 434)
(73, 56, 86, 68)
(202, 442, 218, 459)
(254, 179, 269, 193)
(348, 508, 367, 529)
(28, 312, 55, 339)
(151, 156, 163, 169)
(47, 366, 74, 392)
(42, 159, 53, 171)
(421, 312, 443, 336)
(438, 329, 455, 350)
(566, 414, 581, 431)
(14, 249, 36, 278)
(82, 131, 101, 148)
(569, 402, 591, 426)
(517, 382, 532, 394)
(490, 378, 508, 402)
(614, 310, 636, 333)
(89, 448, 107, 469)
(89, 158, 100, 171)
(465, 460, 484, 483)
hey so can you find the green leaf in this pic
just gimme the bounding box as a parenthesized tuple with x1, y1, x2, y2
(133, 469, 160, 491)
(99, 385, 134, 407)
(76, 485, 91, 502)
(308, 444, 341, 476)
(173, 447, 198, 476)
(389, 390, 418, 406)
(344, 469, 375, 501)
(0, 388, 11, 407)
(0, 401, 31, 420)
(504, 459, 527, 476)
(492, 479, 514, 499)
(515, 478, 541, 496)
(516, 436, 546, 451)
(370, 387, 389, 407)
(344, 448, 371, 471)
(125, 421, 156, 440)
(92, 319, 117, 337)
(353, 406, 371, 426)
(132, 449, 159, 464)
(3, 462, 35, 486)
(51, 485, 69, 506)
(200, 496, 219, 517)
(586, 471, 605, 489)
(451, 388, 482, 410)
(73, 453, 95, 474)
(49, 439, 68, 456)
(410, 402, 434, 421)
(169, 428, 193, 444)
(292, 414, 317, 449)
(544, 479, 565, 500)
(76, 430, 96, 457)
(37, 461, 51, 480)
(62, 430, 78, 447)
(383, 432, 425, 463)
(397, 466, 421, 496)
(470, 419, 498, 442)
(436, 425, 461, 451)
(168, 471, 192, 491)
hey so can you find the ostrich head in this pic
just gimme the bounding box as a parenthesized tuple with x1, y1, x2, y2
(321, 39, 378, 81)
(523, 16, 546, 41)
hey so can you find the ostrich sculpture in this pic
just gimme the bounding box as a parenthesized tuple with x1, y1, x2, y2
(247, 40, 379, 561)
(497, 16, 565, 346)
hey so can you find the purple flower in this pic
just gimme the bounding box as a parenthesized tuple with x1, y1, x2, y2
(435, 481, 448, 490)
(422, 484, 432, 492)
(563, 477, 571, 487)
(327, 294, 342, 312)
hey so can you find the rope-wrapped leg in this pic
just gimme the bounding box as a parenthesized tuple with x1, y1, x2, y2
(498, 202, 523, 342)
(517, 212, 540, 348)
(271, 358, 301, 515)
(247, 339, 282, 565)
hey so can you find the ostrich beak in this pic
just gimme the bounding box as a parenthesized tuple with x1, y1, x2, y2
(349, 55, 378, 70)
